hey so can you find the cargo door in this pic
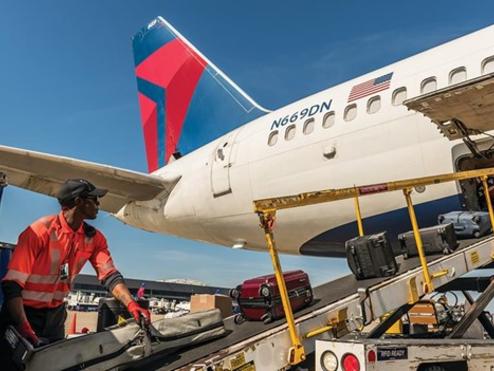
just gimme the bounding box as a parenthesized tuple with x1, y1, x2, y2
(405, 73, 494, 139)
(211, 131, 239, 197)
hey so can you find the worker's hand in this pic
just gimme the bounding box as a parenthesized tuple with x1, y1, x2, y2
(127, 301, 151, 325)
(17, 320, 40, 347)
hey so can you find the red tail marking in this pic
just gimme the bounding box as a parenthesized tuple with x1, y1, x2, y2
(138, 93, 158, 172)
(135, 39, 206, 164)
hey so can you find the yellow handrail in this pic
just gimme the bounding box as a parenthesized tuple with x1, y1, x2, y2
(257, 211, 305, 365)
(254, 167, 494, 212)
(403, 188, 433, 292)
(253, 166, 494, 359)
(481, 176, 494, 231)
(353, 187, 364, 237)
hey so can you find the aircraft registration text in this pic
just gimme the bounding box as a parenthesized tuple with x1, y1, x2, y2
(270, 99, 332, 131)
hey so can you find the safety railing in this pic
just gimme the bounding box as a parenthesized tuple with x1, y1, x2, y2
(253, 167, 494, 365)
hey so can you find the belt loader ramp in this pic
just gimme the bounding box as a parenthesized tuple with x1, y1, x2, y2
(142, 166, 494, 371)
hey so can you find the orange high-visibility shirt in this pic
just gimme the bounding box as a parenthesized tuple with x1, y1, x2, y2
(3, 212, 117, 308)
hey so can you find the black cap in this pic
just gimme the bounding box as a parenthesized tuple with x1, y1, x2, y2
(57, 179, 107, 204)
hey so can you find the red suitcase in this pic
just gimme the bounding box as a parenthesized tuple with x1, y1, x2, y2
(230, 270, 313, 324)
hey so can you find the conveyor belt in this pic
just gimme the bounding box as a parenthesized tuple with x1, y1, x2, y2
(136, 238, 483, 371)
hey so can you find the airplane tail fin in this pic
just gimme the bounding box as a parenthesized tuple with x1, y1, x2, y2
(132, 17, 269, 172)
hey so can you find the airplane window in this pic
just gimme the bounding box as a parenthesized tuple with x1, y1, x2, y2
(303, 118, 315, 135)
(344, 104, 357, 122)
(449, 67, 467, 85)
(285, 124, 296, 141)
(482, 56, 494, 74)
(421, 77, 437, 94)
(392, 87, 407, 106)
(322, 111, 335, 128)
(268, 130, 278, 146)
(367, 96, 381, 114)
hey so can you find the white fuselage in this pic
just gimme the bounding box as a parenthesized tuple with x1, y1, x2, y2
(116, 25, 494, 254)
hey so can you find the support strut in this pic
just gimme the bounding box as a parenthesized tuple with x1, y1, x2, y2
(462, 291, 494, 339)
(448, 279, 494, 338)
(257, 211, 305, 365)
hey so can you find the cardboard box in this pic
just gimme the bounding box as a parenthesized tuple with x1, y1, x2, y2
(190, 294, 232, 319)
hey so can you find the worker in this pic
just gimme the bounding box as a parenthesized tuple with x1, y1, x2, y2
(0, 179, 150, 366)
(137, 283, 146, 299)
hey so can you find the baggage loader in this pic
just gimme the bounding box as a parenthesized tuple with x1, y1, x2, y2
(231, 270, 313, 324)
(438, 211, 491, 238)
(398, 223, 458, 259)
(345, 232, 398, 280)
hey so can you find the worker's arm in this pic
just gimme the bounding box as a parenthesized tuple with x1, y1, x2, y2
(4, 296, 39, 344)
(2, 226, 44, 345)
(111, 282, 151, 324)
(3, 289, 28, 325)
(111, 281, 134, 306)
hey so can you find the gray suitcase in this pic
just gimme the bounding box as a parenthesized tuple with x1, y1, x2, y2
(398, 223, 458, 259)
(345, 232, 398, 280)
(438, 211, 491, 238)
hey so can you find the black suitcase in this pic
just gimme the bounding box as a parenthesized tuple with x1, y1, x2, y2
(398, 223, 458, 259)
(345, 232, 398, 280)
(97, 298, 149, 331)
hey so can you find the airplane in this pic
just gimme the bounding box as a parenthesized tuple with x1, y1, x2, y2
(1, 17, 494, 257)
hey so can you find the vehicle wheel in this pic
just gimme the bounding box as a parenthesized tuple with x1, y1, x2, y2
(260, 284, 270, 298)
(474, 231, 480, 238)
(234, 314, 245, 325)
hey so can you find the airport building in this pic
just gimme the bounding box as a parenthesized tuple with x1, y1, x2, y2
(72, 274, 230, 301)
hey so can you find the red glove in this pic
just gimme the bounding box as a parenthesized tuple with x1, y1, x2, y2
(17, 320, 40, 347)
(127, 301, 151, 325)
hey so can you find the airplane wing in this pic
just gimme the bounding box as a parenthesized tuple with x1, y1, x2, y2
(0, 145, 180, 213)
(404, 73, 494, 139)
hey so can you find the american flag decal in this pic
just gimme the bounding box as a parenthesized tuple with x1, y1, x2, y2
(347, 73, 393, 102)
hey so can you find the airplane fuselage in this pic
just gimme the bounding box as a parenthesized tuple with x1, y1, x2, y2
(116, 24, 494, 255)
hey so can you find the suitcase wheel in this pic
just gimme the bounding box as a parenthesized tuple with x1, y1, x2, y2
(304, 288, 314, 304)
(259, 284, 271, 298)
(234, 314, 245, 325)
(261, 313, 272, 324)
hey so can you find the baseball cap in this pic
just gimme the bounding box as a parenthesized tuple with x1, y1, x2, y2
(57, 179, 108, 204)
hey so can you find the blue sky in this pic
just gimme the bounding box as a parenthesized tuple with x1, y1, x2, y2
(0, 1, 493, 288)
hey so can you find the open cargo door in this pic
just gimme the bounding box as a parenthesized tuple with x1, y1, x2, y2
(404, 73, 494, 141)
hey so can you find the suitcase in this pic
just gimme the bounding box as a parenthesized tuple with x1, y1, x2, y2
(230, 270, 313, 323)
(97, 297, 149, 331)
(398, 223, 458, 259)
(345, 232, 398, 280)
(438, 211, 491, 238)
